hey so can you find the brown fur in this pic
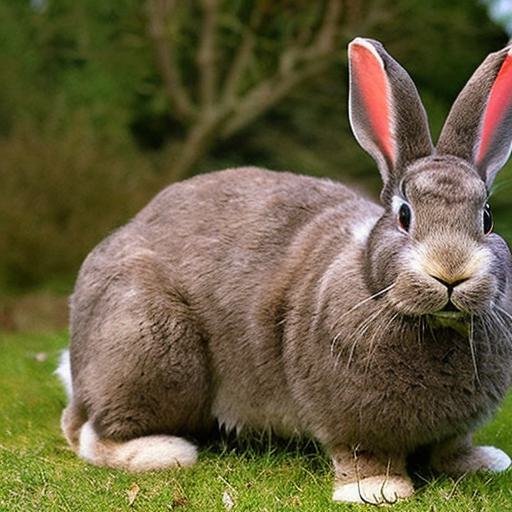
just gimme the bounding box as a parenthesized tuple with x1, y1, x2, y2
(60, 38, 512, 504)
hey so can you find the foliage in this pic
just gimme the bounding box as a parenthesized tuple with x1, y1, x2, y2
(0, 0, 510, 291)
(0, 116, 158, 290)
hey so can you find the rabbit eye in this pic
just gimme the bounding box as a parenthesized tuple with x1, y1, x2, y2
(483, 204, 493, 235)
(398, 203, 411, 232)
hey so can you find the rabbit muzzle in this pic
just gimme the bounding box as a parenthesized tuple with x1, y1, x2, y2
(387, 240, 498, 317)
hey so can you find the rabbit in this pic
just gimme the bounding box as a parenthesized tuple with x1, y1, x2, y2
(57, 37, 512, 504)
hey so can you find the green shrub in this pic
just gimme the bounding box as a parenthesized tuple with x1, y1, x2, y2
(0, 114, 157, 291)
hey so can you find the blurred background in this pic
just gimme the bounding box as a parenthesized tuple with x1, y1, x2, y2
(1, 0, 511, 331)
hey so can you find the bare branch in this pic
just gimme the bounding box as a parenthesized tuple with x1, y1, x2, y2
(166, 111, 226, 182)
(297, 0, 343, 62)
(222, 3, 264, 105)
(146, 0, 195, 122)
(277, 0, 342, 76)
(341, 0, 391, 41)
(198, 0, 219, 108)
(222, 29, 255, 105)
(157, 0, 389, 181)
(221, 55, 338, 139)
(221, 0, 344, 138)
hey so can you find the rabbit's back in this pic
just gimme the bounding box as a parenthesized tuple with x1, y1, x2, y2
(129, 167, 377, 325)
(136, 167, 367, 257)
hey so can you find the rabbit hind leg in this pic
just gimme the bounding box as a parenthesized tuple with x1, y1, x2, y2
(430, 434, 511, 475)
(69, 256, 212, 471)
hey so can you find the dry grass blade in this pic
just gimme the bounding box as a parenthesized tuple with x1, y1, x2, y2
(127, 482, 140, 506)
(222, 490, 235, 510)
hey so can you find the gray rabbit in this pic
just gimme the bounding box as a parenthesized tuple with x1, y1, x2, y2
(57, 38, 512, 503)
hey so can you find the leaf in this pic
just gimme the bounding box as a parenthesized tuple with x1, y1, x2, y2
(171, 491, 188, 508)
(222, 490, 235, 510)
(127, 483, 140, 506)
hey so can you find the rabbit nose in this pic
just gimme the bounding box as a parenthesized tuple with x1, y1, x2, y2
(430, 275, 469, 295)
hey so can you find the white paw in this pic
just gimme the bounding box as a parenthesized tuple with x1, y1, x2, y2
(119, 435, 198, 471)
(78, 421, 198, 471)
(332, 475, 414, 504)
(476, 446, 511, 472)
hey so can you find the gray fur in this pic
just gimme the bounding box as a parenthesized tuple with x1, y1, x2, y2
(60, 39, 512, 503)
(437, 45, 512, 188)
(348, 38, 433, 200)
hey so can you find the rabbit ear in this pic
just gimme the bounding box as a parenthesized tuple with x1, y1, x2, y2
(437, 46, 512, 188)
(348, 38, 433, 187)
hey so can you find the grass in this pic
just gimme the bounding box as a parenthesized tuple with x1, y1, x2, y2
(1, 332, 512, 511)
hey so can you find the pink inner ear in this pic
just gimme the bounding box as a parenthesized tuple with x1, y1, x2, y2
(476, 52, 512, 165)
(351, 43, 395, 166)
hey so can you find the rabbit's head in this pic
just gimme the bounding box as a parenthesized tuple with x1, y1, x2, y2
(348, 38, 512, 319)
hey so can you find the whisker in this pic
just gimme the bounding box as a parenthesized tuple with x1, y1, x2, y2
(490, 307, 512, 349)
(491, 307, 510, 334)
(335, 283, 396, 325)
(479, 313, 493, 356)
(426, 315, 440, 344)
(468, 314, 480, 385)
(344, 305, 388, 369)
(416, 315, 425, 350)
(495, 305, 512, 324)
(329, 284, 395, 364)
(364, 310, 400, 375)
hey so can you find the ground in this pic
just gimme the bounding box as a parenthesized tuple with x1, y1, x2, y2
(1, 332, 512, 511)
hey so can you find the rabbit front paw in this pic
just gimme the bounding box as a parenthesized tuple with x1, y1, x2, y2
(332, 475, 414, 504)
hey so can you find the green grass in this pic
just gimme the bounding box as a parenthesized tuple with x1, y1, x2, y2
(1, 332, 512, 511)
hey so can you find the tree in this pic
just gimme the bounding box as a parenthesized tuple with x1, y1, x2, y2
(144, 0, 387, 182)
(0, 0, 508, 290)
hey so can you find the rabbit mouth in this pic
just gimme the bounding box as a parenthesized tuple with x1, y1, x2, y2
(430, 309, 465, 320)
(427, 311, 470, 337)
(430, 299, 466, 319)
(429, 300, 470, 335)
